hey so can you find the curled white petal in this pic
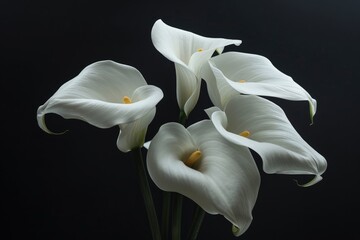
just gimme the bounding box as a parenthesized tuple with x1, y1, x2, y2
(295, 174, 323, 187)
(175, 63, 201, 116)
(204, 106, 221, 118)
(209, 95, 327, 178)
(204, 52, 317, 122)
(37, 61, 163, 152)
(151, 19, 241, 70)
(151, 19, 241, 116)
(147, 121, 260, 236)
(117, 109, 156, 152)
(201, 61, 239, 109)
(37, 60, 163, 133)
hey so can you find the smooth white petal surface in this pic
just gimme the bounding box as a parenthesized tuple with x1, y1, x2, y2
(201, 61, 239, 109)
(209, 95, 327, 181)
(117, 109, 156, 152)
(151, 19, 241, 70)
(151, 19, 241, 115)
(147, 121, 260, 236)
(175, 63, 201, 116)
(205, 52, 317, 122)
(37, 60, 163, 133)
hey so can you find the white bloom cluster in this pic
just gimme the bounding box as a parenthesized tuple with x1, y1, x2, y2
(37, 19, 327, 238)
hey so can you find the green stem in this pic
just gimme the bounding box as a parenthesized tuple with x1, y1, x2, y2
(179, 109, 187, 126)
(132, 148, 162, 240)
(186, 205, 206, 240)
(161, 191, 171, 240)
(172, 193, 183, 240)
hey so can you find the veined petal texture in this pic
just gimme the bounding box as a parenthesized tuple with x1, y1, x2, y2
(151, 19, 241, 116)
(37, 60, 163, 133)
(208, 95, 327, 181)
(204, 52, 317, 122)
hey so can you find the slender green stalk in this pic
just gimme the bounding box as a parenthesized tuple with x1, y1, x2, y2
(132, 147, 162, 240)
(161, 191, 171, 240)
(172, 193, 183, 240)
(179, 109, 187, 126)
(186, 205, 205, 240)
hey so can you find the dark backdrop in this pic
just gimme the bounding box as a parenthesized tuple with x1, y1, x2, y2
(2, 0, 359, 239)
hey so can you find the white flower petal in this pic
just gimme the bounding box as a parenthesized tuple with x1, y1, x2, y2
(204, 106, 221, 118)
(116, 109, 156, 152)
(143, 141, 151, 149)
(207, 52, 317, 122)
(37, 60, 163, 132)
(147, 121, 260, 236)
(201, 61, 239, 109)
(151, 19, 241, 69)
(151, 19, 241, 115)
(210, 95, 327, 178)
(175, 63, 201, 116)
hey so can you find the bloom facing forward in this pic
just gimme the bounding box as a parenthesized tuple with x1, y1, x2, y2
(206, 95, 327, 185)
(151, 19, 241, 117)
(37, 60, 163, 152)
(202, 52, 317, 123)
(146, 120, 260, 236)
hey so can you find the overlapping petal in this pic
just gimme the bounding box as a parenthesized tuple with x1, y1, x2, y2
(207, 95, 327, 184)
(37, 60, 163, 151)
(146, 121, 260, 236)
(201, 61, 239, 109)
(117, 109, 156, 152)
(151, 19, 241, 116)
(203, 52, 317, 122)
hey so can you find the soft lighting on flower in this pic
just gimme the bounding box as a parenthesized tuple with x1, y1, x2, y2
(146, 120, 260, 236)
(37, 60, 163, 152)
(151, 19, 241, 117)
(202, 52, 317, 123)
(206, 95, 327, 185)
(36, 18, 328, 239)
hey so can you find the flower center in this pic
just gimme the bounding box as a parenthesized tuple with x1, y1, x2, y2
(122, 96, 132, 104)
(184, 150, 202, 168)
(196, 48, 204, 52)
(239, 130, 251, 137)
(238, 80, 246, 83)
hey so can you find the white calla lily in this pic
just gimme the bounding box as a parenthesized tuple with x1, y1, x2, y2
(37, 60, 163, 152)
(206, 95, 327, 185)
(146, 120, 260, 236)
(202, 51, 317, 123)
(151, 19, 241, 117)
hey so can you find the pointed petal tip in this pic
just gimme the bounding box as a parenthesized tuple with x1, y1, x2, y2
(143, 141, 151, 149)
(234, 39, 242, 46)
(294, 174, 323, 187)
(37, 114, 69, 135)
(232, 224, 242, 237)
(309, 99, 317, 125)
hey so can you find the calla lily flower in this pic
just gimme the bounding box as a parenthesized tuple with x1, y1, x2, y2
(146, 120, 260, 236)
(151, 19, 241, 117)
(205, 95, 327, 185)
(37, 60, 163, 152)
(202, 51, 317, 123)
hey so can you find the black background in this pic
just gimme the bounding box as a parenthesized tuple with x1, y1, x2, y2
(2, 0, 359, 239)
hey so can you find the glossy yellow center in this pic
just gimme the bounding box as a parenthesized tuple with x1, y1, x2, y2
(239, 80, 246, 83)
(197, 48, 204, 52)
(239, 130, 251, 138)
(184, 150, 202, 168)
(122, 96, 132, 104)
